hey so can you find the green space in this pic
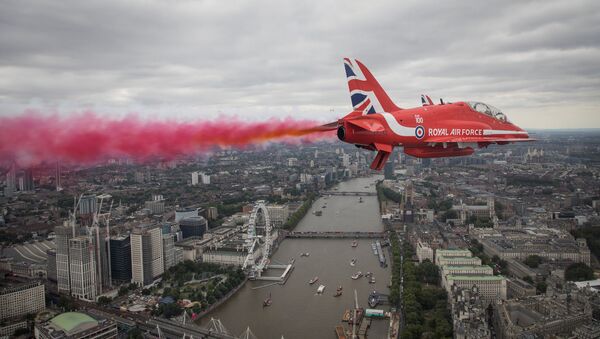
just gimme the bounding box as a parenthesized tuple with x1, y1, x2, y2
(571, 226, 600, 260)
(282, 193, 315, 230)
(390, 237, 452, 339)
(564, 262, 594, 282)
(139, 261, 245, 318)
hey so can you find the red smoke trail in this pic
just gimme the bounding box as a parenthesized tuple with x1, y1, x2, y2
(0, 111, 335, 165)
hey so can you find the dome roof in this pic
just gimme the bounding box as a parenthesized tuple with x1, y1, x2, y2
(50, 312, 98, 335)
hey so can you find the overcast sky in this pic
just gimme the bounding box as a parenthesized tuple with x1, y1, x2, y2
(1, 0, 599, 129)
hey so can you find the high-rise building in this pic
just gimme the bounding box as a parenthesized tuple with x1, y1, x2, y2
(206, 206, 218, 220)
(3, 162, 16, 197)
(68, 236, 98, 301)
(46, 249, 57, 282)
(79, 194, 97, 215)
(55, 162, 62, 191)
(342, 153, 350, 167)
(22, 168, 34, 191)
(0, 281, 45, 320)
(130, 225, 164, 286)
(179, 216, 207, 239)
(200, 172, 211, 184)
(162, 233, 176, 271)
(384, 161, 395, 179)
(78, 194, 97, 226)
(191, 171, 199, 186)
(54, 225, 73, 293)
(110, 235, 131, 283)
(145, 195, 165, 214)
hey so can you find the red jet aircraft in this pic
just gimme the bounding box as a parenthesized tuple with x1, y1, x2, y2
(318, 58, 535, 170)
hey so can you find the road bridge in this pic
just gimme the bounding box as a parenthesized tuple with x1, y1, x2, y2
(285, 231, 385, 239)
(321, 191, 376, 196)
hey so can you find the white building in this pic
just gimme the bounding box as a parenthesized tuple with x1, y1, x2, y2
(131, 225, 164, 286)
(435, 249, 474, 266)
(69, 236, 98, 301)
(416, 241, 434, 263)
(445, 275, 507, 301)
(0, 281, 45, 320)
(191, 171, 199, 186)
(55, 225, 73, 294)
(267, 205, 289, 228)
(200, 172, 211, 184)
(162, 234, 176, 270)
(437, 256, 482, 267)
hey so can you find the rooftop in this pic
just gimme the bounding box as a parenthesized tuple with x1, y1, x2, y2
(50, 312, 98, 334)
(447, 275, 506, 281)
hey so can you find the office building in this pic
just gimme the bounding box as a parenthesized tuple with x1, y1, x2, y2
(109, 235, 131, 283)
(191, 171, 199, 186)
(21, 168, 34, 191)
(179, 216, 207, 239)
(163, 232, 176, 270)
(0, 281, 45, 320)
(206, 206, 218, 220)
(267, 205, 289, 228)
(55, 162, 62, 191)
(175, 207, 199, 222)
(69, 236, 98, 301)
(416, 240, 434, 263)
(494, 295, 592, 338)
(445, 275, 507, 301)
(145, 195, 165, 215)
(130, 225, 164, 286)
(55, 225, 73, 293)
(4, 162, 16, 197)
(200, 172, 211, 184)
(46, 249, 57, 282)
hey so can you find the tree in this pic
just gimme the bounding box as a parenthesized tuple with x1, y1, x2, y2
(565, 262, 594, 281)
(524, 255, 542, 268)
(97, 296, 112, 305)
(441, 210, 458, 222)
(159, 303, 183, 318)
(13, 328, 29, 336)
(127, 327, 144, 339)
(536, 281, 547, 294)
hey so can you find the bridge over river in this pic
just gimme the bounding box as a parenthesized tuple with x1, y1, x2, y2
(285, 231, 385, 239)
(321, 191, 376, 196)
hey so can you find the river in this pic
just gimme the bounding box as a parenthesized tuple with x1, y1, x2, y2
(198, 176, 390, 339)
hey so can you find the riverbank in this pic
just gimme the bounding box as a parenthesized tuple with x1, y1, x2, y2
(196, 176, 390, 338)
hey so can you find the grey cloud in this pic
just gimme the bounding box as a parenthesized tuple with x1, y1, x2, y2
(0, 0, 599, 128)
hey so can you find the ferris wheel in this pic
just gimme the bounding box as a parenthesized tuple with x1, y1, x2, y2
(243, 201, 272, 277)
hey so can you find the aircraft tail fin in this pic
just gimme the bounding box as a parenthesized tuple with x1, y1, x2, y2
(343, 58, 402, 115)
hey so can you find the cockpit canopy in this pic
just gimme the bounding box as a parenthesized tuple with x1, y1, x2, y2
(467, 102, 508, 122)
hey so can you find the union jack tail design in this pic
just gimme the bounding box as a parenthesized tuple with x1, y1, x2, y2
(344, 58, 402, 115)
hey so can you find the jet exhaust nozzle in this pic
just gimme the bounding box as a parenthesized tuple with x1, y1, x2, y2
(337, 126, 346, 141)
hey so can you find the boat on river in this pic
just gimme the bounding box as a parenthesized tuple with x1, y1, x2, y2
(351, 271, 363, 280)
(263, 293, 272, 307)
(351, 240, 358, 248)
(317, 285, 326, 294)
(309, 276, 319, 285)
(350, 258, 357, 266)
